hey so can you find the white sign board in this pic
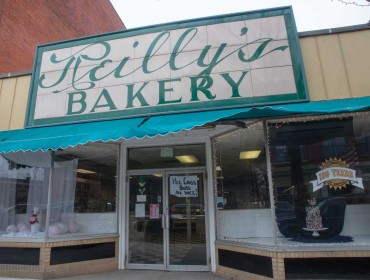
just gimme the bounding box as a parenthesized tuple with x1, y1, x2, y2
(170, 175, 198, 197)
(27, 7, 307, 127)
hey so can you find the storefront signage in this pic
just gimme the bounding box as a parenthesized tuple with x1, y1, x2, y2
(27, 7, 308, 126)
(311, 158, 363, 191)
(170, 175, 198, 197)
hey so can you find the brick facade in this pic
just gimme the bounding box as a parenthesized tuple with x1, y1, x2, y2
(0, 0, 124, 74)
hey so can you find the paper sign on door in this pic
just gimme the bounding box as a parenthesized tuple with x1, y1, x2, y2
(135, 203, 145, 218)
(170, 175, 198, 197)
(150, 204, 160, 219)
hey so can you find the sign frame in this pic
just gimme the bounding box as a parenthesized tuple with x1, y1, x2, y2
(26, 6, 308, 127)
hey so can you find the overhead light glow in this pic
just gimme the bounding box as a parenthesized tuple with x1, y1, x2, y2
(239, 150, 261, 159)
(175, 155, 199, 164)
(76, 169, 96, 174)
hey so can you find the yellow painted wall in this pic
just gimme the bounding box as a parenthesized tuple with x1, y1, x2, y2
(0, 28, 368, 131)
(300, 28, 370, 101)
(0, 75, 31, 131)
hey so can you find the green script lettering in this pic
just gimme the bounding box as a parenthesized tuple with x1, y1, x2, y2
(142, 32, 170, 73)
(39, 27, 289, 98)
(169, 28, 198, 70)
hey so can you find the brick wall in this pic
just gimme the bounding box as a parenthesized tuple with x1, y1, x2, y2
(0, 0, 125, 74)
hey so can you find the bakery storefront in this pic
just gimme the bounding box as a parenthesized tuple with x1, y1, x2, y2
(1, 7, 370, 280)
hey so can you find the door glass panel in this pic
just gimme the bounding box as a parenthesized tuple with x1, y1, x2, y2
(127, 144, 206, 170)
(128, 174, 163, 265)
(168, 173, 207, 266)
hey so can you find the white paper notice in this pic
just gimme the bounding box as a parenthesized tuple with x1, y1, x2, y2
(135, 203, 145, 218)
(137, 195, 146, 202)
(170, 175, 198, 197)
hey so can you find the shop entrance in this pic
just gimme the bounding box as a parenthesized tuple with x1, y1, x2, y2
(126, 170, 208, 270)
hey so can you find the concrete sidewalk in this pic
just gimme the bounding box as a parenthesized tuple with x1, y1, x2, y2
(0, 270, 227, 280)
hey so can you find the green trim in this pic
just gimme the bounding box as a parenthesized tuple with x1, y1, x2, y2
(26, 6, 309, 127)
(31, 6, 294, 52)
(25, 46, 44, 127)
(284, 7, 309, 101)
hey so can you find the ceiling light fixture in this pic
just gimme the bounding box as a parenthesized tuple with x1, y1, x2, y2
(75, 169, 96, 174)
(175, 155, 199, 164)
(239, 150, 261, 159)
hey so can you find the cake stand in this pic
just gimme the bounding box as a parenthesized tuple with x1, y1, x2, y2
(302, 227, 328, 237)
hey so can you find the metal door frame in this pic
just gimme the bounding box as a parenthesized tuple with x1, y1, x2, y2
(125, 167, 209, 271)
(164, 169, 209, 271)
(125, 170, 166, 270)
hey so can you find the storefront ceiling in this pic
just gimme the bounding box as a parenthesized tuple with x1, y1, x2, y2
(0, 97, 369, 154)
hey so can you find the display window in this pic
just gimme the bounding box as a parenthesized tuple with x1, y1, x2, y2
(0, 143, 118, 240)
(214, 112, 370, 249)
(269, 113, 370, 247)
(213, 121, 273, 245)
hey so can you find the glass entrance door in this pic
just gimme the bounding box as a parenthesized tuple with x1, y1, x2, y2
(127, 171, 208, 270)
(127, 173, 165, 268)
(166, 172, 207, 269)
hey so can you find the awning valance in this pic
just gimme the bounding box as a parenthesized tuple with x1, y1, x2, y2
(1, 97, 369, 153)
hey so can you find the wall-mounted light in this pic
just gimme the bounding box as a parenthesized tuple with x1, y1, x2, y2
(239, 150, 261, 159)
(175, 155, 199, 164)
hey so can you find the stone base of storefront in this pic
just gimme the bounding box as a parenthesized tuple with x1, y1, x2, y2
(0, 236, 119, 279)
(216, 242, 370, 280)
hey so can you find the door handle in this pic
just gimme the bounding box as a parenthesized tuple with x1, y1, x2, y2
(161, 214, 170, 229)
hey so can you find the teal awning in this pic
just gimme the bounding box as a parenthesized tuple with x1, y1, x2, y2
(1, 97, 370, 153)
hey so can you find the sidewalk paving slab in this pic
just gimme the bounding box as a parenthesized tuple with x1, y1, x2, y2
(0, 270, 227, 280)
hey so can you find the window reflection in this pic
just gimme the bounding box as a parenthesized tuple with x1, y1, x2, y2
(269, 114, 370, 245)
(214, 122, 270, 210)
(214, 121, 273, 245)
(0, 143, 118, 240)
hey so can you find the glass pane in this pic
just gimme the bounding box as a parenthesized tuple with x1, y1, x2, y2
(128, 174, 164, 264)
(0, 151, 51, 240)
(269, 114, 370, 248)
(53, 143, 118, 237)
(168, 173, 207, 265)
(213, 122, 273, 247)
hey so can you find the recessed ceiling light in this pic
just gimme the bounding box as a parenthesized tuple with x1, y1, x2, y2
(175, 155, 199, 164)
(239, 150, 261, 159)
